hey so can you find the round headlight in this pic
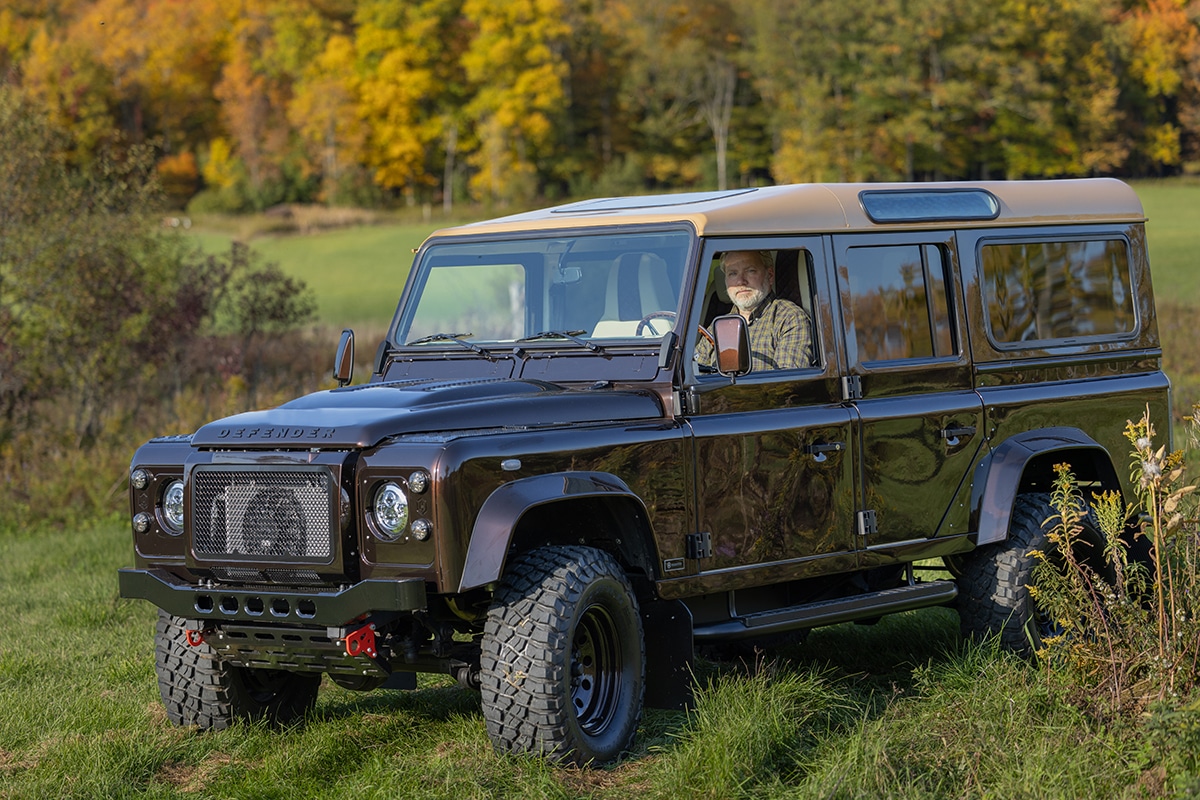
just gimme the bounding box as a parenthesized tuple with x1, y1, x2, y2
(132, 513, 151, 534)
(408, 470, 429, 494)
(373, 482, 409, 539)
(162, 480, 185, 533)
(131, 469, 149, 490)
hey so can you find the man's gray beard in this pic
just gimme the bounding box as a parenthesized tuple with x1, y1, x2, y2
(731, 287, 767, 313)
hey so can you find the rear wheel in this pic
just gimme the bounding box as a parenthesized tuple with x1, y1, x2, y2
(479, 546, 645, 765)
(154, 610, 320, 729)
(956, 493, 1104, 656)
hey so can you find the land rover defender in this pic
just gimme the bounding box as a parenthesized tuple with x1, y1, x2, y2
(119, 179, 1169, 765)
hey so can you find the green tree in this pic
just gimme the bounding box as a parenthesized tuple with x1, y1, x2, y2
(0, 88, 201, 445)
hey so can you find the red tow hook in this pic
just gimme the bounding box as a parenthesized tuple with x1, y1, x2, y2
(185, 629, 206, 647)
(344, 624, 378, 658)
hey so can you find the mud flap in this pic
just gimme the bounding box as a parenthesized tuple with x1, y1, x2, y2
(642, 599, 694, 710)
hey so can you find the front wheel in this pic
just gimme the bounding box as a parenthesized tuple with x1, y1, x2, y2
(479, 546, 645, 766)
(154, 610, 320, 729)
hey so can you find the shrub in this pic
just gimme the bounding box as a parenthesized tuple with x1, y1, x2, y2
(1031, 407, 1200, 717)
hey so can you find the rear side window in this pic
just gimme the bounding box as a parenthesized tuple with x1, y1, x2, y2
(844, 244, 956, 363)
(981, 239, 1134, 345)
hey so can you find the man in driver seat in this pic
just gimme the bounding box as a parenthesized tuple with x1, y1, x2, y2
(697, 250, 814, 371)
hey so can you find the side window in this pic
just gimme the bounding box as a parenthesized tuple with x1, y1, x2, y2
(695, 247, 820, 372)
(981, 239, 1134, 345)
(701, 248, 816, 326)
(844, 244, 955, 363)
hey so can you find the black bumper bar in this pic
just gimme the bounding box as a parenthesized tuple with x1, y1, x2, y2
(118, 568, 427, 627)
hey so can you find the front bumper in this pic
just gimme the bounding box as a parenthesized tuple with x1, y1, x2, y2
(118, 567, 427, 627)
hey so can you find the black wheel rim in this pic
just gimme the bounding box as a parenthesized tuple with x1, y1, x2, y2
(570, 602, 623, 735)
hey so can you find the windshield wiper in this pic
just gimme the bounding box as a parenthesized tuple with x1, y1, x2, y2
(517, 330, 604, 353)
(404, 332, 495, 360)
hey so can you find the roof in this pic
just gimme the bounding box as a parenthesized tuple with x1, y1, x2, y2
(426, 179, 1145, 241)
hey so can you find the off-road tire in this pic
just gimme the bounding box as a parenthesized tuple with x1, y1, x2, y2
(154, 610, 321, 729)
(956, 493, 1102, 656)
(479, 546, 645, 766)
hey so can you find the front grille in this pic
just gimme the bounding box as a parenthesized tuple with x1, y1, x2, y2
(192, 467, 336, 563)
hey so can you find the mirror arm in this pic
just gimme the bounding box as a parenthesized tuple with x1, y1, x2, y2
(334, 329, 355, 387)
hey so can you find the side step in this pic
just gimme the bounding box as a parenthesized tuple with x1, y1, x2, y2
(692, 580, 958, 642)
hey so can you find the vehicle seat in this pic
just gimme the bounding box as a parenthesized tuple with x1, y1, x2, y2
(592, 253, 677, 337)
(773, 250, 811, 312)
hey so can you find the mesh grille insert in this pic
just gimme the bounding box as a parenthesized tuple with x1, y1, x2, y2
(192, 468, 335, 563)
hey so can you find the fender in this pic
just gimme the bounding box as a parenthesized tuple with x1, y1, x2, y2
(457, 471, 649, 592)
(970, 427, 1120, 546)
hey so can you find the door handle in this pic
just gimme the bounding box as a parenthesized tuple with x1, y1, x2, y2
(804, 441, 845, 463)
(939, 425, 976, 447)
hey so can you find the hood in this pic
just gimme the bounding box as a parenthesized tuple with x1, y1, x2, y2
(191, 377, 665, 449)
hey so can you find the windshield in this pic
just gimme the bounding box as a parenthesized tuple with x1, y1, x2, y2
(394, 229, 692, 347)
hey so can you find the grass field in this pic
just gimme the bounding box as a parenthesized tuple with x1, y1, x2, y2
(0, 522, 1168, 799)
(1135, 179, 1200, 304)
(188, 221, 434, 329)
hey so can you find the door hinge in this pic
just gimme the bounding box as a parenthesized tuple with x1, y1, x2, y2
(856, 509, 878, 537)
(677, 389, 699, 416)
(841, 375, 863, 401)
(686, 531, 713, 559)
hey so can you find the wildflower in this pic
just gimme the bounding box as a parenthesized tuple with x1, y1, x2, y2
(1142, 460, 1162, 487)
(1137, 436, 1152, 451)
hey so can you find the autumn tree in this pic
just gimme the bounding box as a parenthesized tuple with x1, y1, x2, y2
(288, 33, 368, 203)
(461, 0, 570, 206)
(354, 0, 470, 207)
(1117, 0, 1200, 172)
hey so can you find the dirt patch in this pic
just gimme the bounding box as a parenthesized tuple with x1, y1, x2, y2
(0, 748, 38, 774)
(153, 754, 237, 794)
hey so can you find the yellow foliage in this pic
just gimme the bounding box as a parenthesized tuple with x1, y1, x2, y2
(202, 138, 241, 190)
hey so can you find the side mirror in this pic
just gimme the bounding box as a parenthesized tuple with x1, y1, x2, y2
(334, 329, 354, 387)
(711, 314, 751, 377)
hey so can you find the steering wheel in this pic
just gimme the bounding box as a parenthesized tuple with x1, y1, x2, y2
(635, 311, 676, 336)
(697, 325, 715, 347)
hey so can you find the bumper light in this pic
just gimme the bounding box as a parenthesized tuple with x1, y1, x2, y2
(408, 470, 429, 494)
(411, 519, 432, 541)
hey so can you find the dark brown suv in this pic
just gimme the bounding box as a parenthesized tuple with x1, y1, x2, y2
(120, 180, 1169, 765)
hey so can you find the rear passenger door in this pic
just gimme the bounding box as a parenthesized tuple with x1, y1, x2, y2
(832, 233, 985, 563)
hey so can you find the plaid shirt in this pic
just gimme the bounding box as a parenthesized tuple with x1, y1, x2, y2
(697, 293, 814, 372)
